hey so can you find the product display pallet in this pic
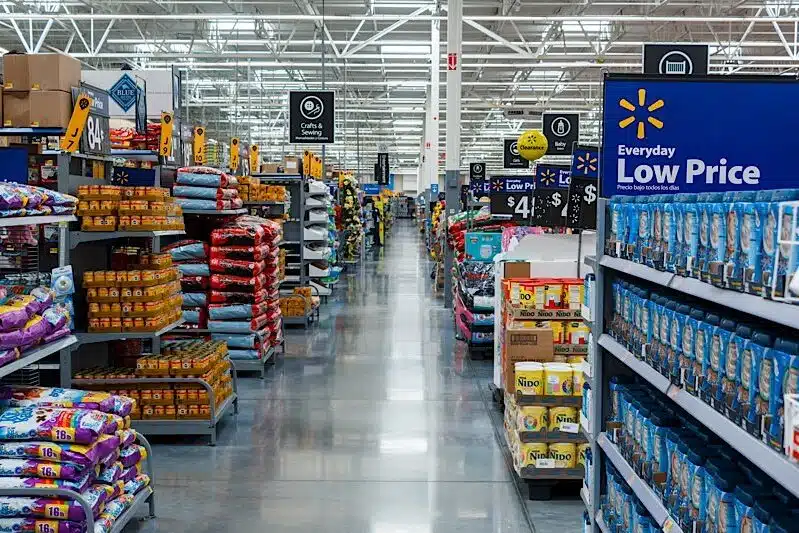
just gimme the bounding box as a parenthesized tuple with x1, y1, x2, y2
(283, 313, 312, 328)
(68, 229, 185, 248)
(0, 335, 77, 380)
(514, 464, 585, 501)
(75, 318, 186, 346)
(72, 375, 239, 446)
(230, 347, 275, 379)
(0, 433, 156, 532)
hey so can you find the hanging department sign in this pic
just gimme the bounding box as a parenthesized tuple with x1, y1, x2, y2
(289, 90, 335, 144)
(643, 44, 708, 76)
(503, 139, 529, 168)
(601, 74, 799, 196)
(376, 153, 389, 185)
(543, 113, 579, 155)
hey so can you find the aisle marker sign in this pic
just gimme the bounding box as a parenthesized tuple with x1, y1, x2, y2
(192, 126, 206, 164)
(543, 113, 579, 155)
(503, 139, 529, 168)
(601, 74, 799, 195)
(230, 138, 240, 172)
(249, 144, 260, 173)
(60, 93, 93, 153)
(489, 175, 535, 222)
(289, 90, 335, 144)
(566, 145, 600, 229)
(159, 112, 173, 157)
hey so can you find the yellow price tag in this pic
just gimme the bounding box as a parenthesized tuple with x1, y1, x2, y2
(159, 112, 173, 157)
(303, 150, 312, 176)
(249, 144, 259, 173)
(230, 138, 240, 173)
(193, 126, 206, 165)
(59, 93, 93, 153)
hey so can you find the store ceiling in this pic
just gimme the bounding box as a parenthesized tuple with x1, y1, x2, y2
(1, 0, 798, 175)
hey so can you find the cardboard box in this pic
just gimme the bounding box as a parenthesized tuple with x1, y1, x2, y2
(3, 53, 80, 92)
(3, 91, 72, 127)
(260, 163, 282, 174)
(503, 325, 554, 393)
(283, 156, 302, 174)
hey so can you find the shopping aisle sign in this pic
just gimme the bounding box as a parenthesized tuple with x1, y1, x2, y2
(192, 126, 206, 164)
(376, 152, 389, 185)
(531, 164, 570, 227)
(566, 145, 600, 229)
(543, 113, 579, 155)
(601, 74, 799, 195)
(289, 90, 335, 144)
(490, 176, 535, 222)
(643, 44, 708, 75)
(70, 83, 110, 155)
(503, 139, 529, 168)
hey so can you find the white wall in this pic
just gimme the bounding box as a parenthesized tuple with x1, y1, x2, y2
(81, 70, 174, 119)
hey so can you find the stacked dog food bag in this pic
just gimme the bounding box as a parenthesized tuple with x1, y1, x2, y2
(163, 240, 211, 330)
(207, 216, 284, 360)
(172, 166, 243, 213)
(0, 386, 152, 532)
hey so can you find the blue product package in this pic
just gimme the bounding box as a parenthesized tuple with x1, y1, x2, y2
(640, 290, 653, 350)
(649, 197, 663, 268)
(674, 195, 687, 273)
(663, 200, 678, 272)
(626, 200, 640, 261)
(683, 195, 700, 278)
(752, 501, 774, 533)
(709, 319, 736, 405)
(744, 191, 771, 295)
(655, 297, 671, 372)
(176, 172, 235, 188)
(609, 197, 627, 257)
(762, 190, 799, 298)
(724, 325, 751, 418)
(742, 332, 772, 432)
(696, 193, 712, 279)
(464, 232, 502, 262)
(211, 333, 259, 349)
(696, 314, 720, 397)
(207, 320, 257, 334)
(181, 293, 206, 307)
(755, 345, 777, 439)
(767, 340, 799, 449)
(669, 305, 690, 383)
(636, 196, 650, 263)
(664, 430, 683, 504)
(208, 304, 256, 320)
(646, 295, 661, 366)
(181, 309, 202, 324)
(733, 485, 761, 533)
(708, 193, 734, 287)
(660, 301, 677, 376)
(702, 194, 724, 283)
(175, 262, 210, 277)
(682, 308, 704, 391)
(728, 192, 756, 291)
(165, 241, 207, 261)
(685, 448, 708, 531)
(174, 197, 224, 211)
(173, 185, 230, 200)
(227, 349, 262, 360)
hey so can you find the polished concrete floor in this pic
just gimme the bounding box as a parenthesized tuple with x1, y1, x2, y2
(132, 221, 583, 533)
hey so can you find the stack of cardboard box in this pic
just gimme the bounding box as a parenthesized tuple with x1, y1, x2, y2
(2, 53, 81, 128)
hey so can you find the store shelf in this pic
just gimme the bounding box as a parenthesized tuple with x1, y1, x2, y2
(518, 430, 587, 443)
(580, 412, 592, 441)
(230, 347, 274, 378)
(0, 214, 76, 228)
(581, 483, 592, 513)
(598, 334, 671, 394)
(129, 393, 237, 445)
(77, 318, 185, 345)
(598, 433, 682, 532)
(253, 173, 302, 179)
(584, 254, 597, 270)
(243, 201, 288, 206)
(0, 335, 78, 379)
(0, 127, 65, 136)
(516, 393, 583, 407)
(517, 465, 585, 480)
(111, 149, 159, 158)
(599, 255, 799, 330)
(181, 208, 247, 215)
(69, 229, 185, 247)
(599, 333, 799, 497)
(43, 150, 117, 162)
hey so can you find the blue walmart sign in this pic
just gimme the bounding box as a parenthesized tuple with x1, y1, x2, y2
(602, 74, 799, 196)
(110, 74, 138, 112)
(535, 164, 571, 189)
(490, 175, 535, 193)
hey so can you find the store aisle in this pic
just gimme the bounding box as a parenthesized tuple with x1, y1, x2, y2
(134, 221, 579, 533)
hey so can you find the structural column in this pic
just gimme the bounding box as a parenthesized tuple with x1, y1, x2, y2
(423, 18, 440, 193)
(443, 0, 462, 309)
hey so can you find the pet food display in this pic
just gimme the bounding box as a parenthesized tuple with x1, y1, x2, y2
(0, 183, 77, 218)
(76, 185, 184, 232)
(82, 260, 182, 333)
(74, 340, 233, 421)
(338, 174, 363, 262)
(172, 167, 242, 213)
(235, 177, 286, 203)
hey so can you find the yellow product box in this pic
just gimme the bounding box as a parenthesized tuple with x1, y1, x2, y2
(548, 406, 577, 432)
(548, 442, 577, 468)
(516, 405, 548, 432)
(517, 442, 548, 469)
(514, 362, 544, 395)
(543, 363, 574, 396)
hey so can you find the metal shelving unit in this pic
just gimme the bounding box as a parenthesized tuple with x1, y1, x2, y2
(76, 318, 186, 346)
(0, 433, 156, 531)
(230, 347, 275, 379)
(585, 197, 799, 532)
(0, 214, 76, 227)
(68, 229, 185, 248)
(181, 208, 247, 216)
(0, 335, 77, 380)
(72, 373, 239, 446)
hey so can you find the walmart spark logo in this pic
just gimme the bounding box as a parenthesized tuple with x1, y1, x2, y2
(618, 88, 664, 140)
(576, 152, 598, 174)
(539, 169, 556, 186)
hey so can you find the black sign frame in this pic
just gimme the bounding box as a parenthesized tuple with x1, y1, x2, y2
(71, 83, 111, 156)
(503, 139, 529, 168)
(531, 164, 571, 227)
(376, 152, 389, 185)
(566, 144, 600, 229)
(643, 43, 709, 76)
(543, 113, 579, 155)
(289, 90, 335, 144)
(469, 162, 485, 181)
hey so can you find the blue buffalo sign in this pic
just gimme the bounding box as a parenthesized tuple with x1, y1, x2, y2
(109, 74, 138, 112)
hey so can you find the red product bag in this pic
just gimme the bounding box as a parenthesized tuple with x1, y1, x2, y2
(180, 275, 209, 291)
(210, 244, 272, 261)
(209, 289, 268, 304)
(209, 257, 266, 276)
(210, 273, 267, 292)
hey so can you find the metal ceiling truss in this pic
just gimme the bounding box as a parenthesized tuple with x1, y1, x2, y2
(1, 0, 798, 171)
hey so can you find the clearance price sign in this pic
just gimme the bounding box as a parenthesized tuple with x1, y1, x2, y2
(601, 74, 799, 196)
